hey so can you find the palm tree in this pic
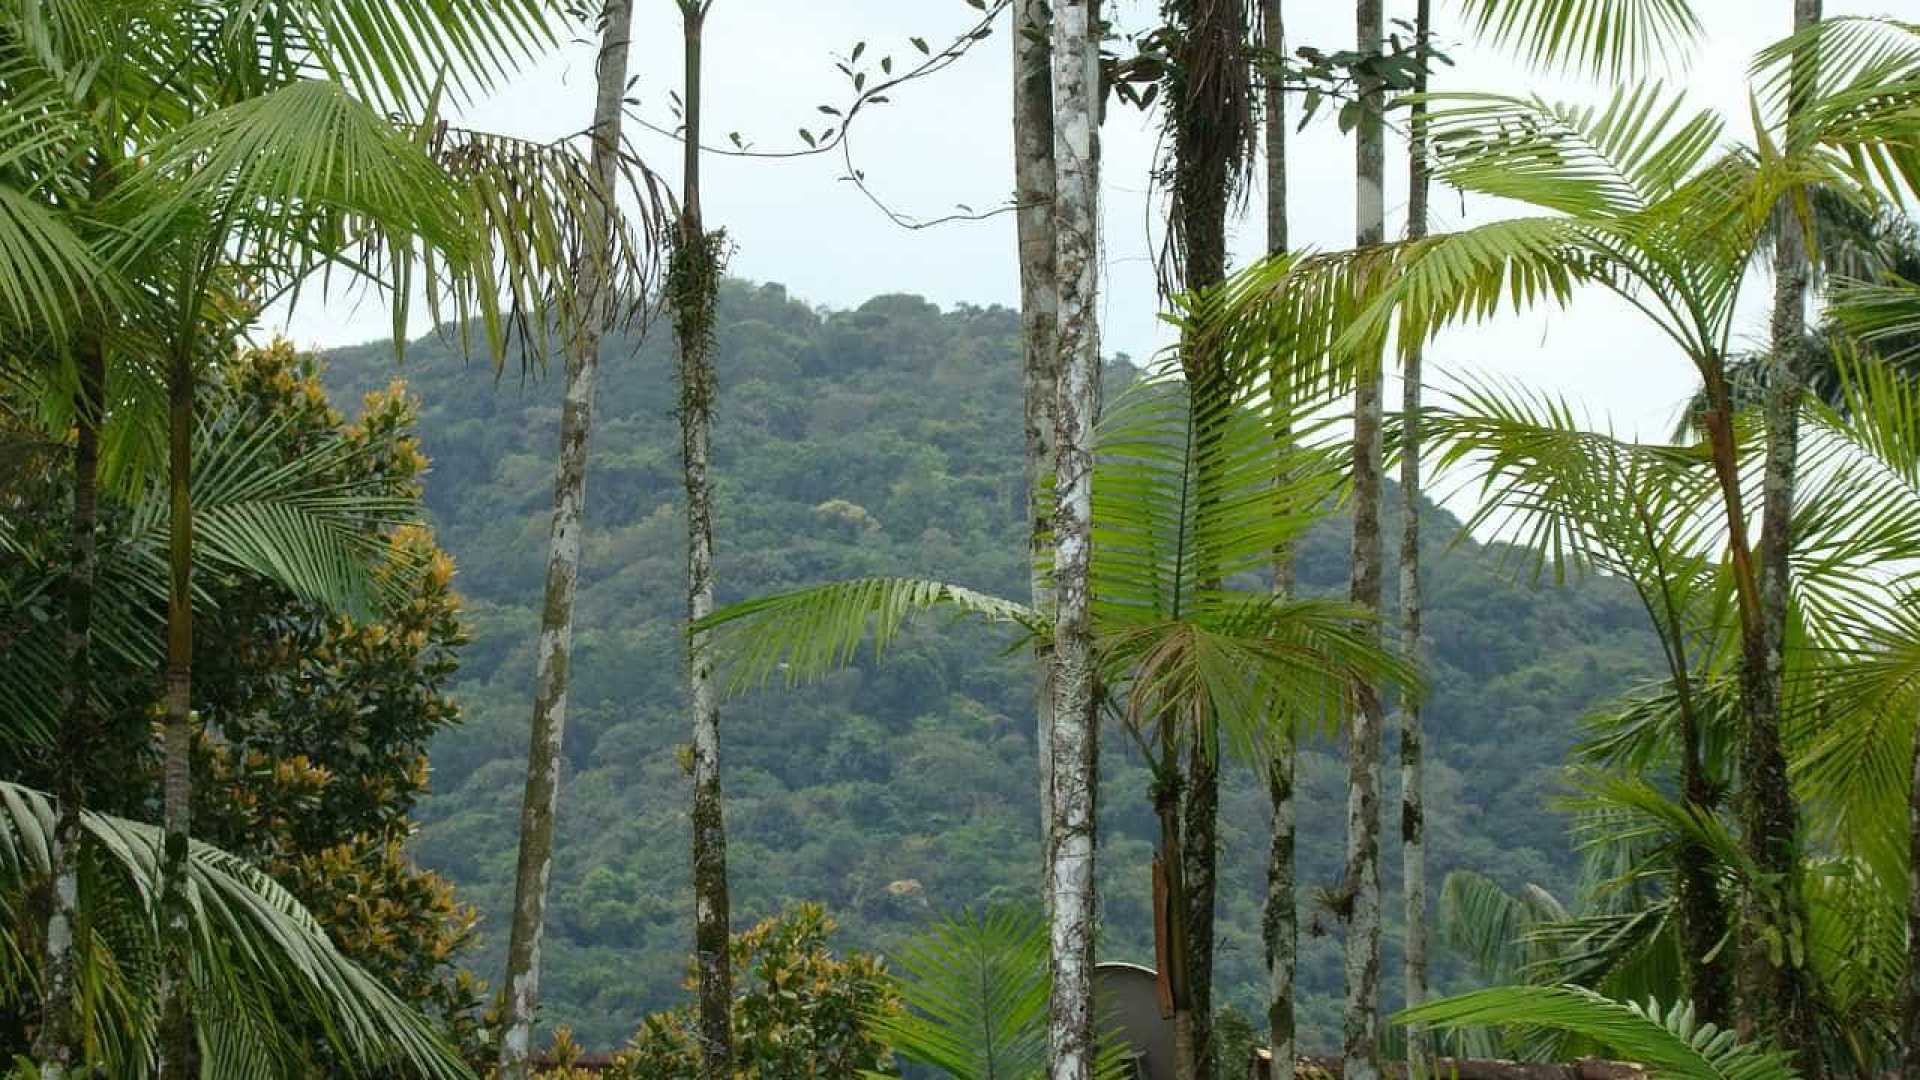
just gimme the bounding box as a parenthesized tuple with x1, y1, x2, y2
(1259, 4, 1298, 1076)
(1429, 380, 1736, 1021)
(695, 374, 1415, 1080)
(663, 4, 735, 1076)
(1421, 346, 1920, 1072)
(1158, 3, 1258, 1072)
(0, 781, 475, 1079)
(1201, 32, 1920, 1057)
(0, 385, 466, 1077)
(1747, 0, 1821, 1044)
(0, 3, 667, 1070)
(495, 3, 640, 1075)
(1400, 3, 1435, 1074)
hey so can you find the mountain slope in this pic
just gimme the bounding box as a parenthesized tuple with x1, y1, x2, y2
(323, 281, 1659, 1049)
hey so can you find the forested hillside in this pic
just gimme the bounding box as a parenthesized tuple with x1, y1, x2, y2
(324, 280, 1661, 1050)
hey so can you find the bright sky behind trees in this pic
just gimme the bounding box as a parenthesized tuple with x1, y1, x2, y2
(277, 0, 1886, 444)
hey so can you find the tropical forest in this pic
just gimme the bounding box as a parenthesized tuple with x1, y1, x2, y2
(2, 1, 1918, 1080)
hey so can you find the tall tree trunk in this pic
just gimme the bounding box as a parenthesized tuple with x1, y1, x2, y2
(1169, 4, 1251, 1073)
(157, 342, 196, 1080)
(1049, 2, 1102, 1076)
(34, 339, 105, 1080)
(1261, 7, 1296, 1078)
(673, 5, 734, 1077)
(1344, 3, 1387, 1079)
(495, 3, 634, 1074)
(1014, 0, 1060, 851)
(1399, 3, 1431, 1074)
(1629, 492, 1732, 1025)
(1157, 765, 1198, 1080)
(1743, 2, 1821, 1072)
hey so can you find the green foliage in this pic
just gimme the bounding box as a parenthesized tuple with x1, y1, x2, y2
(0, 780, 472, 1078)
(1453, 0, 1703, 79)
(1400, 987, 1796, 1080)
(864, 907, 1049, 1080)
(318, 280, 1662, 1049)
(0, 343, 487, 1071)
(862, 905, 1136, 1080)
(590, 904, 899, 1079)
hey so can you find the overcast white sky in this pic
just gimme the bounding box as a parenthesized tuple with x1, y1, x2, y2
(275, 0, 1907, 446)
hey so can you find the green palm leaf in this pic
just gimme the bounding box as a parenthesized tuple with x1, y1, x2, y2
(865, 907, 1050, 1080)
(1455, 0, 1704, 79)
(0, 781, 474, 1078)
(1438, 870, 1570, 983)
(866, 907, 1134, 1080)
(0, 184, 116, 340)
(0, 397, 418, 749)
(1423, 84, 1723, 216)
(696, 578, 1039, 698)
(215, 0, 557, 114)
(1399, 986, 1796, 1080)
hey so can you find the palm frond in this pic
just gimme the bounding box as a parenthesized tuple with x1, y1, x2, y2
(1423, 85, 1723, 216)
(110, 78, 473, 330)
(1831, 275, 1920, 363)
(1089, 372, 1345, 624)
(866, 907, 1049, 1080)
(696, 578, 1038, 698)
(1399, 986, 1797, 1080)
(1105, 595, 1413, 760)
(118, 404, 421, 614)
(865, 906, 1134, 1080)
(0, 184, 116, 341)
(422, 124, 673, 372)
(1438, 870, 1570, 983)
(1753, 17, 1920, 196)
(1453, 0, 1704, 79)
(213, 0, 559, 114)
(0, 781, 474, 1078)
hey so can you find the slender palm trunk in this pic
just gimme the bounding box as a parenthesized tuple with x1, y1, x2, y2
(1261, 7, 1297, 1077)
(1700, 359, 1817, 1067)
(495, 4, 634, 1074)
(1015, 0, 1060, 849)
(1049, 2, 1102, 1075)
(157, 343, 196, 1080)
(671, 6, 734, 1076)
(1156, 765, 1197, 1080)
(1343, 4, 1387, 1079)
(1744, 2, 1821, 1071)
(1399, 4, 1431, 1074)
(1631, 493, 1732, 1025)
(1169, 6, 1250, 1072)
(35, 339, 105, 1079)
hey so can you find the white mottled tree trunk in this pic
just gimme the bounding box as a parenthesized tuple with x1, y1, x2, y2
(496, 3, 633, 1074)
(1014, 0, 1059, 849)
(1343, 2, 1386, 1079)
(1261, 4, 1296, 1078)
(674, 6, 734, 1078)
(1399, 2, 1432, 1073)
(1049, 2, 1101, 1076)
